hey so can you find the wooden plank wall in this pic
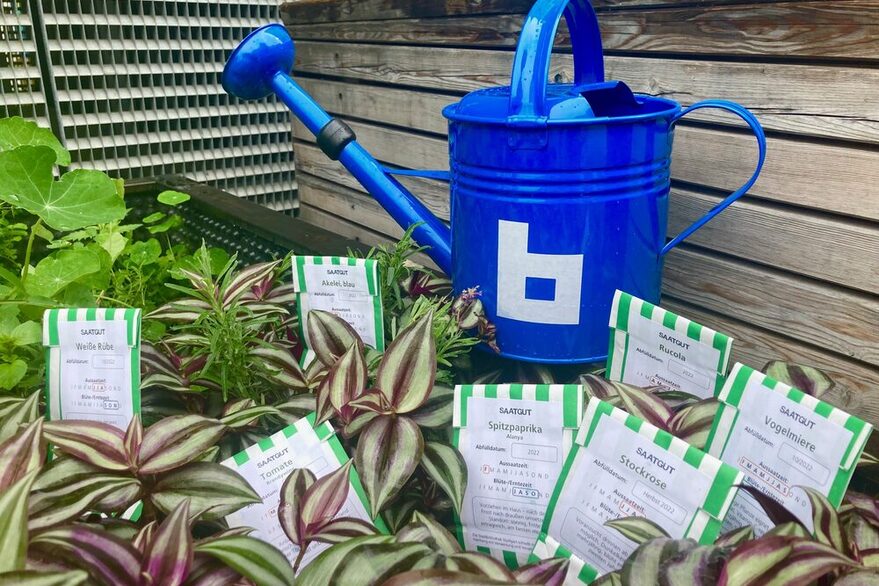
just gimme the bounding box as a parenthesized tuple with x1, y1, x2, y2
(280, 0, 879, 429)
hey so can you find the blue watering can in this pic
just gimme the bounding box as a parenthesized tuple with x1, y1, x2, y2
(222, 0, 766, 364)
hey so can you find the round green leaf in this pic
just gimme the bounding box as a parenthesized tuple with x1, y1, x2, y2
(157, 190, 191, 206)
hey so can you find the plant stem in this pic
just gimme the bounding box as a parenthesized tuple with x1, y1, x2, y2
(292, 542, 308, 573)
(20, 218, 41, 289)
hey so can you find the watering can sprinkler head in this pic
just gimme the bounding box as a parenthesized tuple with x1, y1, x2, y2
(223, 24, 295, 101)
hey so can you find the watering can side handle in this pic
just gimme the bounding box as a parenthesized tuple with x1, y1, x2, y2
(660, 99, 767, 256)
(509, 0, 604, 119)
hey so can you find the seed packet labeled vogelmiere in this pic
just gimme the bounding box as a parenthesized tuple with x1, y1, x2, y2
(452, 384, 584, 568)
(706, 363, 872, 536)
(530, 397, 742, 584)
(43, 307, 142, 430)
(292, 255, 384, 366)
(606, 290, 734, 399)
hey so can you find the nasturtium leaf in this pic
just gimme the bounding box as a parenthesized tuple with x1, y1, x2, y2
(25, 248, 102, 298)
(0, 360, 27, 391)
(0, 146, 125, 230)
(420, 442, 466, 514)
(11, 320, 41, 346)
(0, 469, 39, 572)
(355, 415, 424, 518)
(95, 231, 128, 262)
(147, 215, 182, 234)
(142, 212, 165, 224)
(157, 190, 191, 206)
(0, 117, 70, 165)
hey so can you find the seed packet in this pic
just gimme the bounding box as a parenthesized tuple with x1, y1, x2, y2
(531, 397, 742, 584)
(221, 413, 386, 569)
(706, 363, 872, 535)
(43, 308, 142, 430)
(292, 255, 384, 366)
(452, 383, 584, 568)
(606, 290, 733, 399)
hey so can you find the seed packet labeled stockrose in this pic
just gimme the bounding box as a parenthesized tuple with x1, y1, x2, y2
(452, 384, 584, 568)
(222, 413, 387, 571)
(292, 255, 384, 366)
(706, 363, 872, 536)
(43, 308, 142, 430)
(530, 398, 742, 584)
(606, 290, 733, 399)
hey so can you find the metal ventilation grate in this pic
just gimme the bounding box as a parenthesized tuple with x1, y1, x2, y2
(0, 0, 52, 125)
(1, 0, 297, 213)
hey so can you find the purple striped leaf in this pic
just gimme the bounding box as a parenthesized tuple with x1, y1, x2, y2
(0, 570, 88, 585)
(314, 376, 337, 426)
(715, 525, 755, 548)
(142, 500, 194, 586)
(148, 299, 212, 322)
(299, 460, 354, 538)
(307, 310, 364, 367)
(845, 492, 879, 528)
(275, 394, 317, 424)
(591, 571, 622, 585)
(137, 415, 227, 475)
(29, 525, 141, 586)
(802, 487, 848, 555)
(264, 282, 297, 304)
(278, 468, 317, 545)
(736, 538, 860, 585)
(326, 342, 368, 424)
(355, 415, 424, 517)
(0, 469, 39, 572)
(299, 540, 434, 584)
(860, 549, 879, 569)
(668, 399, 720, 450)
(395, 511, 461, 555)
(222, 260, 280, 308)
(420, 442, 466, 514)
(348, 388, 394, 416)
(249, 345, 308, 390)
(764, 361, 834, 399)
(219, 405, 280, 429)
(847, 515, 879, 564)
(293, 535, 393, 583)
(767, 522, 812, 538)
(835, 572, 879, 586)
(28, 475, 141, 530)
(513, 557, 570, 586)
(403, 267, 452, 298)
(718, 535, 795, 586)
(659, 545, 728, 586)
(0, 419, 44, 491)
(151, 462, 260, 520)
(737, 484, 806, 529)
(444, 553, 514, 580)
(193, 535, 296, 586)
(123, 416, 142, 469)
(0, 390, 39, 443)
(514, 363, 556, 385)
(32, 458, 100, 491)
(133, 521, 157, 553)
(375, 313, 436, 414)
(381, 570, 511, 586)
(342, 410, 379, 439)
(621, 538, 697, 585)
(42, 421, 129, 472)
(606, 515, 671, 545)
(615, 385, 674, 431)
(410, 384, 454, 428)
(140, 342, 177, 374)
(180, 553, 241, 586)
(311, 518, 379, 544)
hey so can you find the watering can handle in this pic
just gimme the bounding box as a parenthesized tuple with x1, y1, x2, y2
(661, 99, 767, 256)
(509, 0, 604, 119)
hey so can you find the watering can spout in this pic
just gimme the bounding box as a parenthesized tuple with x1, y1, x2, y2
(222, 24, 452, 273)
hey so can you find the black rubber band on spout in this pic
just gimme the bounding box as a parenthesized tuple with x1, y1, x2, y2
(316, 118, 356, 160)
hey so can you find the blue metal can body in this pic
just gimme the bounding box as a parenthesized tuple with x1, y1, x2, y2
(445, 86, 681, 363)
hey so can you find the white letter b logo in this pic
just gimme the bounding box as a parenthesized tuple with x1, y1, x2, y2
(496, 220, 584, 325)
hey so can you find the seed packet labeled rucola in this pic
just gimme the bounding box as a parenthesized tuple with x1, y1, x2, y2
(43, 308, 142, 430)
(531, 398, 742, 584)
(706, 363, 872, 536)
(452, 384, 584, 568)
(292, 255, 384, 365)
(606, 290, 733, 399)
(222, 413, 386, 570)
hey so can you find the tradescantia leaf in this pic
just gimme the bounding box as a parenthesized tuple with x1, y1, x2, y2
(410, 384, 454, 429)
(305, 540, 435, 585)
(276, 394, 318, 425)
(148, 299, 212, 322)
(180, 554, 241, 586)
(443, 552, 514, 580)
(513, 557, 570, 586)
(621, 538, 697, 585)
(658, 545, 728, 586)
(714, 525, 755, 548)
(222, 260, 281, 308)
(717, 535, 794, 586)
(667, 399, 720, 450)
(724, 537, 860, 585)
(142, 500, 193, 586)
(0, 419, 44, 492)
(0, 469, 39, 572)
(835, 573, 879, 586)
(249, 345, 308, 391)
(133, 521, 157, 553)
(278, 468, 317, 545)
(375, 312, 436, 414)
(395, 511, 461, 555)
(42, 420, 129, 472)
(299, 460, 355, 539)
(606, 516, 671, 545)
(0, 570, 87, 586)
(151, 462, 260, 520)
(381, 570, 511, 586)
(766, 522, 812, 538)
(764, 361, 834, 399)
(295, 535, 394, 585)
(123, 416, 142, 469)
(802, 487, 848, 554)
(314, 375, 338, 425)
(28, 474, 142, 530)
(845, 492, 879, 528)
(848, 514, 879, 561)
(615, 385, 674, 431)
(0, 391, 40, 443)
(420, 442, 466, 514)
(735, 485, 805, 529)
(137, 415, 227, 474)
(307, 310, 364, 367)
(194, 535, 296, 586)
(310, 517, 379, 544)
(0, 146, 126, 231)
(355, 415, 424, 518)
(219, 405, 280, 429)
(0, 117, 70, 165)
(326, 343, 368, 423)
(29, 525, 141, 586)
(592, 572, 622, 586)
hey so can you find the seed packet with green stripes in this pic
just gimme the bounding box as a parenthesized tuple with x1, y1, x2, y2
(451, 384, 584, 568)
(292, 255, 384, 366)
(706, 363, 872, 536)
(43, 308, 142, 430)
(531, 397, 742, 584)
(606, 290, 733, 399)
(221, 412, 387, 569)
